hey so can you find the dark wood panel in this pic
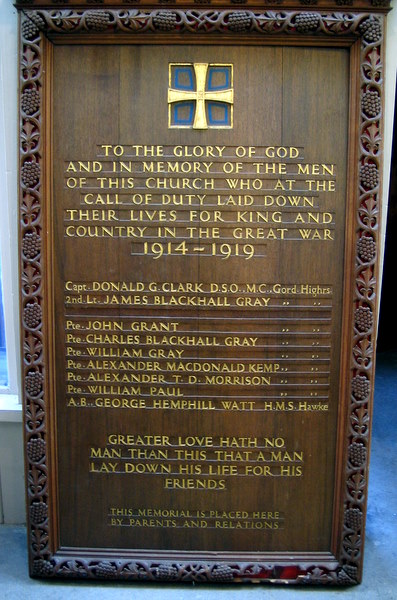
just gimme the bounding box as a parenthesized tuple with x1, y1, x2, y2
(51, 44, 348, 553)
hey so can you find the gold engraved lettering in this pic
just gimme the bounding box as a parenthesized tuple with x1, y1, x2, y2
(173, 146, 226, 158)
(252, 162, 287, 174)
(112, 161, 133, 173)
(83, 193, 121, 205)
(305, 179, 336, 192)
(297, 163, 335, 175)
(298, 228, 334, 240)
(66, 161, 103, 173)
(273, 179, 296, 191)
(97, 177, 134, 189)
(142, 161, 213, 174)
(164, 479, 226, 490)
(294, 212, 333, 224)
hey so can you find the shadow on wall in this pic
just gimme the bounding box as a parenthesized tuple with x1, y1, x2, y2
(378, 95, 397, 351)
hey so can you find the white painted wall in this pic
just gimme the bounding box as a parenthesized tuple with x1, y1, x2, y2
(0, 1, 396, 524)
(0, 0, 23, 523)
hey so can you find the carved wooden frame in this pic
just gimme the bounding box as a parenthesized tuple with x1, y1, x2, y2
(18, 4, 387, 584)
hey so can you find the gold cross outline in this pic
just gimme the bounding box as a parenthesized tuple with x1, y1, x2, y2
(168, 63, 233, 129)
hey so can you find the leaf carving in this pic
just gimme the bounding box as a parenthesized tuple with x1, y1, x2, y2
(353, 338, 373, 368)
(351, 406, 369, 435)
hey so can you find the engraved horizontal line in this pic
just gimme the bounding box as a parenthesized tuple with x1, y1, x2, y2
(83, 204, 321, 209)
(92, 443, 290, 451)
(66, 364, 330, 377)
(89, 471, 300, 478)
(64, 304, 333, 311)
(69, 381, 330, 388)
(65, 220, 336, 227)
(64, 289, 333, 297)
(69, 170, 333, 176)
(65, 340, 332, 349)
(64, 300, 332, 307)
(94, 152, 305, 160)
(71, 392, 330, 399)
(74, 186, 320, 194)
(62, 326, 328, 332)
(92, 458, 301, 464)
(65, 354, 331, 364)
(74, 406, 329, 412)
(64, 328, 331, 336)
(64, 314, 332, 322)
(105, 524, 284, 529)
(65, 352, 330, 365)
(79, 406, 328, 413)
(107, 515, 284, 521)
(73, 158, 307, 164)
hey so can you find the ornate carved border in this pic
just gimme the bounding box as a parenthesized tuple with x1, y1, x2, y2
(19, 8, 384, 584)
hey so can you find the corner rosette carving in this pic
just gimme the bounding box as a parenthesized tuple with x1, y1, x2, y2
(337, 565, 358, 584)
(359, 17, 382, 43)
(32, 559, 54, 577)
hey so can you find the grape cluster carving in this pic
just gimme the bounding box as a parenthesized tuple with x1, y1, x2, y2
(153, 11, 177, 30)
(345, 508, 362, 530)
(96, 561, 118, 578)
(23, 231, 41, 259)
(228, 12, 252, 32)
(357, 236, 376, 262)
(348, 442, 366, 467)
(295, 13, 320, 32)
(355, 306, 373, 332)
(32, 560, 54, 576)
(30, 501, 48, 524)
(22, 162, 40, 187)
(22, 19, 39, 40)
(25, 371, 44, 396)
(351, 375, 370, 401)
(22, 89, 40, 115)
(362, 90, 381, 118)
(24, 302, 42, 328)
(27, 437, 46, 462)
(359, 18, 382, 43)
(211, 565, 234, 581)
(360, 163, 378, 189)
(155, 565, 179, 580)
(85, 10, 111, 31)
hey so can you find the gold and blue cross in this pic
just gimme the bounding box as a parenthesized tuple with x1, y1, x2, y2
(168, 63, 233, 129)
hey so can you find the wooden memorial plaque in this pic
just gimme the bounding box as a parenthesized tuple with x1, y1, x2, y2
(17, 0, 390, 585)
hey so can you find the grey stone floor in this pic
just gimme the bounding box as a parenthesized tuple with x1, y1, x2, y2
(1, 352, 396, 600)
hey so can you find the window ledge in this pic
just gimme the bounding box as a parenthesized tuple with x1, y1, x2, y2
(0, 394, 22, 422)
